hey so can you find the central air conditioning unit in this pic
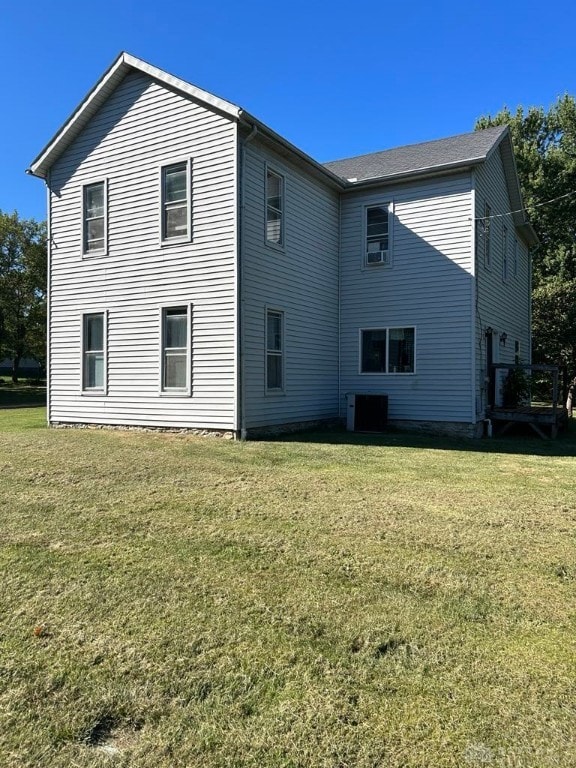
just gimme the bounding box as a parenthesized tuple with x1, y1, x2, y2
(366, 249, 390, 265)
(346, 394, 389, 432)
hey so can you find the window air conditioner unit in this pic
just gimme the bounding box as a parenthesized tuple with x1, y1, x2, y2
(366, 250, 390, 265)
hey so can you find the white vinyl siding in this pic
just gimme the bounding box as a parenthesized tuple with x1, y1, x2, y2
(473, 146, 532, 416)
(48, 69, 237, 429)
(83, 180, 107, 255)
(340, 173, 474, 424)
(242, 139, 339, 429)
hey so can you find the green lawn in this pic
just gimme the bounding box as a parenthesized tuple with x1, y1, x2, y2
(1, 408, 576, 767)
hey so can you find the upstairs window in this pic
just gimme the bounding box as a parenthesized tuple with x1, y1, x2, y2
(361, 327, 415, 374)
(266, 169, 284, 246)
(502, 226, 508, 281)
(83, 181, 106, 255)
(366, 204, 391, 265)
(266, 309, 284, 391)
(483, 202, 492, 268)
(161, 306, 190, 393)
(513, 238, 518, 277)
(82, 312, 106, 392)
(162, 161, 190, 241)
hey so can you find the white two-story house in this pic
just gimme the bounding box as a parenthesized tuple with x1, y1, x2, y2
(28, 53, 537, 438)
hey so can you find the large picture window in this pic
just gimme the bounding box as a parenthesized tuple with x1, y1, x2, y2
(82, 312, 106, 391)
(162, 161, 190, 241)
(361, 327, 415, 374)
(266, 309, 284, 391)
(266, 169, 284, 246)
(161, 306, 190, 393)
(83, 181, 106, 254)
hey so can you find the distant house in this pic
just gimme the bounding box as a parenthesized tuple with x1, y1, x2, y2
(28, 52, 537, 438)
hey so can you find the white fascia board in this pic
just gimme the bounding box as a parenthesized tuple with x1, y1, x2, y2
(28, 52, 241, 179)
(122, 53, 240, 119)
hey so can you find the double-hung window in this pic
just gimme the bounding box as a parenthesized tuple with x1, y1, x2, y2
(82, 312, 106, 392)
(266, 169, 284, 246)
(83, 181, 107, 255)
(366, 204, 391, 265)
(162, 161, 191, 242)
(266, 309, 284, 391)
(361, 327, 415, 374)
(161, 305, 191, 393)
(502, 226, 509, 281)
(483, 202, 492, 268)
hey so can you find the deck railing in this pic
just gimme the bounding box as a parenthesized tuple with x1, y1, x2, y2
(489, 363, 567, 413)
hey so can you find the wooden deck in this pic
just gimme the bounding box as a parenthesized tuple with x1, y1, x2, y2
(487, 405, 568, 439)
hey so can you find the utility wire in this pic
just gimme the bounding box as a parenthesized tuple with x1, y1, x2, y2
(474, 188, 576, 221)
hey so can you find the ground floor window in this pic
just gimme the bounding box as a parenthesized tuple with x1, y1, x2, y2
(82, 312, 106, 391)
(161, 305, 190, 393)
(361, 327, 415, 373)
(266, 308, 284, 391)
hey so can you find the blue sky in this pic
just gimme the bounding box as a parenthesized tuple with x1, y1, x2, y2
(3, 0, 576, 221)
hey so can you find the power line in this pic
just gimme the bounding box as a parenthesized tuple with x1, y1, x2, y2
(474, 188, 576, 222)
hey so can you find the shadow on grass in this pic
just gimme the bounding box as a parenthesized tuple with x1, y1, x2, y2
(0, 386, 46, 409)
(274, 420, 576, 458)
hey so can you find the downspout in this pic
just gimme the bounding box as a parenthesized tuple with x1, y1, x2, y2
(238, 124, 258, 440)
(46, 171, 51, 426)
(470, 171, 477, 429)
(337, 193, 342, 424)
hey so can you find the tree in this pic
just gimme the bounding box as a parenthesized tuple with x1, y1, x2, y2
(476, 96, 576, 367)
(0, 212, 47, 382)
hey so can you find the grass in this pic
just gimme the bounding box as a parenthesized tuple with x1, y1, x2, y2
(1, 409, 576, 767)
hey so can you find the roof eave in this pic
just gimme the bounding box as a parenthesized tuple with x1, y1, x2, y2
(239, 110, 347, 189)
(343, 157, 484, 190)
(497, 129, 539, 247)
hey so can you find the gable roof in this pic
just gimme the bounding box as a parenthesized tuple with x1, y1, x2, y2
(27, 54, 537, 245)
(27, 53, 242, 180)
(323, 126, 508, 183)
(324, 126, 537, 246)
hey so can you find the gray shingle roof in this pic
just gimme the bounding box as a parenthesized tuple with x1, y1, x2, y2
(323, 125, 508, 183)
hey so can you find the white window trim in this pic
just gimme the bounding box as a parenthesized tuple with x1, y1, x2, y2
(159, 303, 192, 396)
(265, 164, 285, 250)
(160, 159, 192, 245)
(513, 237, 519, 278)
(358, 326, 416, 375)
(363, 201, 394, 268)
(265, 306, 285, 395)
(82, 179, 108, 257)
(81, 310, 108, 395)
